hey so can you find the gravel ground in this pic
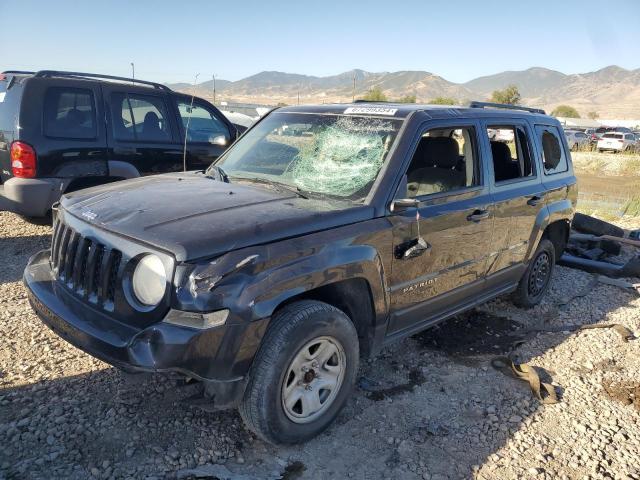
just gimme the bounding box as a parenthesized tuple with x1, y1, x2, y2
(1, 211, 639, 480)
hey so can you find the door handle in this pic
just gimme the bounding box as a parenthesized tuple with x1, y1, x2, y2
(467, 209, 490, 222)
(527, 195, 545, 206)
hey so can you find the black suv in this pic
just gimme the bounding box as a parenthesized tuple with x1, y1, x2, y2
(0, 70, 239, 219)
(25, 101, 577, 444)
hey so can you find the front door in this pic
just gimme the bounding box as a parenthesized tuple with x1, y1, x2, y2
(174, 98, 233, 170)
(387, 121, 494, 337)
(481, 121, 546, 289)
(104, 87, 183, 175)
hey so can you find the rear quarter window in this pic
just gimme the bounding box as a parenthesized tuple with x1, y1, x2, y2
(535, 125, 568, 175)
(0, 78, 22, 143)
(43, 87, 97, 139)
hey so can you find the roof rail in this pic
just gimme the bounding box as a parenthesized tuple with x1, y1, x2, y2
(33, 70, 171, 91)
(1, 70, 36, 76)
(469, 101, 545, 115)
(354, 99, 392, 103)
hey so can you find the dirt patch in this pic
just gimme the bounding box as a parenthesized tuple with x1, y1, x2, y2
(361, 369, 426, 401)
(414, 310, 523, 357)
(602, 380, 640, 411)
(280, 461, 306, 480)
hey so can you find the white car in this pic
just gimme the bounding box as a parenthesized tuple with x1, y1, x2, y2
(597, 132, 637, 153)
(565, 130, 590, 151)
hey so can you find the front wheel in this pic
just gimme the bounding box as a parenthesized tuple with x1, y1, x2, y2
(512, 238, 556, 309)
(239, 300, 359, 444)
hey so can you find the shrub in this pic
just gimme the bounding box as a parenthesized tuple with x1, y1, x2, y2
(552, 105, 581, 118)
(490, 85, 521, 105)
(428, 96, 457, 105)
(360, 87, 387, 102)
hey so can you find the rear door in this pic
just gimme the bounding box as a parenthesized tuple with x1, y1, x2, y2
(535, 123, 572, 214)
(386, 119, 495, 337)
(172, 96, 234, 170)
(104, 86, 183, 175)
(481, 120, 546, 290)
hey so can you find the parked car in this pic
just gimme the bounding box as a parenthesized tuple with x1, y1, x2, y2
(597, 132, 637, 153)
(25, 101, 576, 444)
(564, 130, 590, 151)
(0, 70, 240, 220)
(588, 126, 630, 148)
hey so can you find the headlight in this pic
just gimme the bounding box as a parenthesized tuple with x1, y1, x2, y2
(132, 254, 167, 306)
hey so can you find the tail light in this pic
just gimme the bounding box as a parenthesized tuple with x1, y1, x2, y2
(10, 141, 37, 178)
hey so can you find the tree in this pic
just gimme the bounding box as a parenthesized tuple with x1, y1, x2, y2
(587, 111, 599, 120)
(490, 85, 521, 105)
(360, 86, 387, 102)
(396, 94, 417, 103)
(551, 105, 581, 118)
(428, 96, 457, 105)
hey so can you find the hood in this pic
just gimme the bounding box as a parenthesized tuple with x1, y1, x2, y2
(61, 173, 374, 261)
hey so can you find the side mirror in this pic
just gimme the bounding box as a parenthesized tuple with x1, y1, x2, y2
(390, 198, 419, 212)
(211, 135, 229, 147)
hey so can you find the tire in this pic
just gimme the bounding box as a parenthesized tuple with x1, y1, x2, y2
(573, 212, 624, 238)
(239, 300, 359, 444)
(512, 239, 556, 309)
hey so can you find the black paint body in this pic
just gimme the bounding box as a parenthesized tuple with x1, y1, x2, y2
(24, 103, 577, 406)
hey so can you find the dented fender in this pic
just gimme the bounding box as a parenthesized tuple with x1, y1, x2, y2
(174, 218, 393, 328)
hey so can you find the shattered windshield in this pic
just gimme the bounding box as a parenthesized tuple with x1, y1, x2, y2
(210, 112, 402, 201)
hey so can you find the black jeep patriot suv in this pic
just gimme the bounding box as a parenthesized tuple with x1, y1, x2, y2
(0, 70, 238, 219)
(25, 101, 576, 444)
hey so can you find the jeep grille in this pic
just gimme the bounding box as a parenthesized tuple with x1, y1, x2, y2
(50, 218, 122, 311)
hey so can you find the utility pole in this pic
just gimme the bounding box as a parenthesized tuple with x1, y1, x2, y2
(212, 74, 216, 105)
(130, 62, 135, 81)
(352, 73, 356, 102)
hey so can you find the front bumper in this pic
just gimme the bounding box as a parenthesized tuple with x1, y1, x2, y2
(0, 177, 63, 217)
(24, 250, 267, 404)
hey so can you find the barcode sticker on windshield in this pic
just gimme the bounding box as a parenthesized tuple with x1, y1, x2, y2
(344, 106, 397, 116)
(0, 92, 5, 103)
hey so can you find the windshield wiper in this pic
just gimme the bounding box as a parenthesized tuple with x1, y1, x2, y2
(237, 177, 309, 199)
(205, 165, 230, 183)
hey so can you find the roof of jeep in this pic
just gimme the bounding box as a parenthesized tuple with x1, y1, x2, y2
(276, 102, 554, 122)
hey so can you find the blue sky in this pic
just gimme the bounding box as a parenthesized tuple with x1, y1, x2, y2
(1, 0, 639, 84)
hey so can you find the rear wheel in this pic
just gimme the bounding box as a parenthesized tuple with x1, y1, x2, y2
(512, 239, 555, 309)
(239, 300, 359, 444)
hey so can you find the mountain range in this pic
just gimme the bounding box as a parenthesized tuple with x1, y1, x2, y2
(167, 65, 640, 119)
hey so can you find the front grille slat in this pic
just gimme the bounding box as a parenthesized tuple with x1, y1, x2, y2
(90, 245, 105, 303)
(56, 227, 72, 279)
(50, 220, 63, 268)
(84, 242, 100, 299)
(63, 232, 80, 284)
(72, 238, 91, 292)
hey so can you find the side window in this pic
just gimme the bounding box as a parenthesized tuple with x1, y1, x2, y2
(535, 125, 568, 175)
(487, 125, 534, 183)
(177, 101, 229, 143)
(43, 88, 96, 139)
(110, 92, 171, 142)
(405, 126, 479, 198)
